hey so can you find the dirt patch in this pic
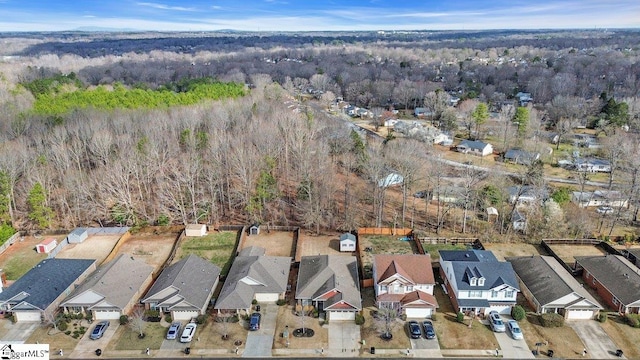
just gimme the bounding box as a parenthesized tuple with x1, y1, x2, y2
(599, 314, 640, 359)
(295, 233, 343, 262)
(56, 235, 121, 264)
(117, 234, 175, 269)
(546, 244, 607, 265)
(273, 305, 328, 350)
(483, 242, 546, 261)
(241, 231, 293, 257)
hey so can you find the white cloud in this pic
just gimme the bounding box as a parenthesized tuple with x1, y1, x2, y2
(136, 2, 197, 12)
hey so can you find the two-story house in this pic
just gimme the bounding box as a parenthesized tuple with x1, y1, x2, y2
(439, 250, 519, 316)
(373, 255, 438, 318)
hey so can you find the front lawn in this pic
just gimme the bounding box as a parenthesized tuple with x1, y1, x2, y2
(518, 313, 584, 359)
(599, 314, 640, 359)
(177, 231, 237, 276)
(26, 325, 80, 351)
(108, 322, 165, 350)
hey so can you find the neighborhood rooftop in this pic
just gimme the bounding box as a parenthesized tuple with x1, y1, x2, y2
(575, 255, 640, 305)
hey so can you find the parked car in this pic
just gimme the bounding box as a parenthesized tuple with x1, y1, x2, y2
(422, 320, 436, 339)
(407, 320, 421, 339)
(90, 321, 110, 340)
(166, 322, 181, 340)
(249, 312, 261, 331)
(507, 320, 523, 340)
(596, 206, 614, 214)
(413, 190, 429, 198)
(488, 311, 506, 332)
(180, 323, 197, 343)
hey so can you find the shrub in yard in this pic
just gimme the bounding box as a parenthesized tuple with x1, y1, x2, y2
(597, 312, 608, 323)
(276, 299, 287, 306)
(431, 313, 437, 322)
(625, 314, 640, 328)
(164, 314, 172, 323)
(119, 315, 129, 325)
(85, 313, 93, 322)
(456, 312, 465, 323)
(511, 305, 526, 321)
(252, 299, 258, 305)
(57, 321, 68, 331)
(355, 314, 365, 325)
(539, 313, 564, 327)
(64, 330, 71, 335)
(195, 314, 207, 325)
(230, 315, 239, 323)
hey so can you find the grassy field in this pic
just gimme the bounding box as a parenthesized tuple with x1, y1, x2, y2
(518, 313, 585, 359)
(599, 314, 640, 359)
(108, 322, 165, 351)
(360, 235, 416, 278)
(421, 243, 468, 259)
(1, 253, 47, 280)
(26, 325, 81, 351)
(177, 231, 237, 276)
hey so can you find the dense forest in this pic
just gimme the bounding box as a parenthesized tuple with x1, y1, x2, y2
(0, 30, 638, 241)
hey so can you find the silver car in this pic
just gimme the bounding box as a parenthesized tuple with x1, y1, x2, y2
(507, 320, 524, 340)
(166, 322, 181, 340)
(489, 311, 506, 332)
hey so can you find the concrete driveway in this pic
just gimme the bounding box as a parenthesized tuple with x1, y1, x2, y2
(568, 320, 625, 359)
(70, 320, 119, 357)
(160, 321, 187, 352)
(328, 321, 360, 357)
(243, 304, 277, 357)
(0, 322, 38, 344)
(494, 330, 534, 359)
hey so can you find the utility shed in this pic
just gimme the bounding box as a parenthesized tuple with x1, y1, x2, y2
(36, 238, 57, 254)
(185, 224, 207, 237)
(68, 228, 88, 243)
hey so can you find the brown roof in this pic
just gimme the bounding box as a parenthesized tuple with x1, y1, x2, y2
(374, 254, 434, 285)
(401, 291, 438, 308)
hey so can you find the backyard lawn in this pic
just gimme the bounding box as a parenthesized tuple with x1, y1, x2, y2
(360, 235, 416, 278)
(422, 243, 468, 259)
(0, 235, 48, 280)
(177, 231, 237, 276)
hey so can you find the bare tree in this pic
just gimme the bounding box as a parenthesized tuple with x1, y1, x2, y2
(129, 307, 147, 338)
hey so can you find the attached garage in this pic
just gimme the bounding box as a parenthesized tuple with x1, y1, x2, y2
(489, 305, 512, 315)
(14, 311, 42, 322)
(254, 293, 280, 303)
(566, 309, 596, 320)
(405, 308, 432, 318)
(328, 311, 355, 321)
(172, 310, 199, 321)
(93, 310, 122, 320)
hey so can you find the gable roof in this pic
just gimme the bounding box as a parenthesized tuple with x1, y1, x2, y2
(296, 255, 361, 311)
(439, 250, 497, 262)
(62, 254, 153, 310)
(0, 258, 95, 311)
(576, 255, 640, 305)
(215, 247, 290, 310)
(458, 139, 490, 151)
(142, 255, 220, 311)
(504, 149, 539, 165)
(374, 254, 434, 285)
(340, 233, 356, 242)
(507, 256, 602, 309)
(450, 261, 519, 291)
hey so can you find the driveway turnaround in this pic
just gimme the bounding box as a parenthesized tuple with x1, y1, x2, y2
(243, 303, 278, 357)
(568, 320, 625, 359)
(327, 322, 360, 357)
(0, 322, 38, 344)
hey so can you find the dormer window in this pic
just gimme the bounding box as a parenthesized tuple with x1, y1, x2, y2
(470, 278, 477, 286)
(478, 277, 485, 286)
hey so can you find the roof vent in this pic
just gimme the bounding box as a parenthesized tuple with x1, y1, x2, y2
(465, 254, 470, 258)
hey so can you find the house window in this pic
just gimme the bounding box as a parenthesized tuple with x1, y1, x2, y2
(505, 290, 514, 298)
(478, 278, 485, 286)
(470, 278, 477, 286)
(468, 291, 482, 297)
(612, 296, 619, 306)
(149, 303, 159, 311)
(491, 290, 499, 298)
(381, 286, 387, 292)
(407, 285, 413, 292)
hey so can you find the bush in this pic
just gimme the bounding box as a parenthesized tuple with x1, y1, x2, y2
(431, 313, 437, 322)
(164, 314, 172, 323)
(511, 305, 526, 321)
(625, 314, 640, 328)
(230, 315, 239, 323)
(64, 330, 71, 335)
(276, 299, 287, 306)
(252, 299, 258, 305)
(57, 321, 68, 331)
(597, 312, 608, 323)
(119, 315, 129, 325)
(355, 314, 365, 325)
(539, 313, 564, 328)
(144, 309, 160, 319)
(85, 313, 93, 322)
(195, 314, 207, 325)
(456, 312, 465, 323)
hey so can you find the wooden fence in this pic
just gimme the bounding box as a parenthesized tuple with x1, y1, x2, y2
(357, 227, 412, 236)
(542, 238, 599, 246)
(0, 232, 21, 256)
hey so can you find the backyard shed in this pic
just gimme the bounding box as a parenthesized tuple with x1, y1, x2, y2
(339, 233, 356, 252)
(68, 228, 88, 243)
(36, 238, 58, 254)
(249, 224, 260, 236)
(185, 224, 207, 237)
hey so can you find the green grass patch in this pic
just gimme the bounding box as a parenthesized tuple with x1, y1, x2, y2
(422, 244, 468, 260)
(179, 231, 237, 276)
(1, 252, 47, 280)
(366, 235, 415, 254)
(112, 323, 165, 350)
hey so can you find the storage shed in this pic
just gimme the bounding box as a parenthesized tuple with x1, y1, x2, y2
(68, 228, 88, 243)
(339, 233, 356, 252)
(36, 238, 58, 254)
(185, 224, 207, 237)
(249, 224, 260, 236)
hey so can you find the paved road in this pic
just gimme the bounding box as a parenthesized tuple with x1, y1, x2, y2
(327, 322, 360, 357)
(568, 320, 625, 359)
(243, 304, 278, 357)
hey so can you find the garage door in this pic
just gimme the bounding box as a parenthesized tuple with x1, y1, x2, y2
(254, 293, 279, 303)
(405, 308, 431, 319)
(490, 305, 512, 315)
(94, 310, 121, 320)
(329, 311, 355, 321)
(15, 311, 42, 322)
(567, 309, 595, 320)
(173, 311, 199, 321)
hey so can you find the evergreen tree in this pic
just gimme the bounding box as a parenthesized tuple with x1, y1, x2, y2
(27, 182, 53, 229)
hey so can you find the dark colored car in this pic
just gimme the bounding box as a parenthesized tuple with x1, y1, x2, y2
(90, 321, 110, 340)
(166, 322, 181, 340)
(249, 312, 261, 331)
(422, 320, 436, 339)
(407, 320, 421, 339)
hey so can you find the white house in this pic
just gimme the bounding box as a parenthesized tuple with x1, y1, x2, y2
(373, 255, 438, 318)
(571, 190, 628, 208)
(185, 224, 207, 237)
(384, 119, 398, 127)
(339, 233, 356, 252)
(439, 250, 519, 316)
(456, 140, 493, 157)
(378, 173, 404, 188)
(574, 158, 611, 173)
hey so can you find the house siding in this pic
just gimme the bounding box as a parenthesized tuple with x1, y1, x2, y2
(582, 271, 622, 313)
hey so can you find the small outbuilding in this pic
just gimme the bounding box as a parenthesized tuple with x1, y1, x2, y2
(339, 233, 356, 252)
(185, 224, 207, 237)
(36, 238, 58, 254)
(249, 224, 260, 236)
(67, 228, 88, 243)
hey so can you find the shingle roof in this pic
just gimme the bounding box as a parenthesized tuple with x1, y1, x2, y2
(296, 255, 361, 311)
(374, 254, 434, 285)
(62, 254, 153, 310)
(458, 139, 490, 151)
(142, 255, 220, 311)
(340, 233, 356, 242)
(507, 256, 601, 309)
(575, 255, 640, 305)
(214, 248, 290, 311)
(439, 250, 497, 262)
(440, 250, 519, 291)
(0, 259, 95, 310)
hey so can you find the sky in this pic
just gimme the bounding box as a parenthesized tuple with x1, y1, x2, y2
(0, 0, 638, 32)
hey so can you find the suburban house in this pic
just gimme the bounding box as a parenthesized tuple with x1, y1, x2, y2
(622, 248, 640, 268)
(511, 210, 527, 233)
(185, 224, 207, 237)
(571, 190, 628, 208)
(141, 255, 220, 321)
(516, 92, 533, 106)
(504, 149, 540, 165)
(60, 254, 154, 320)
(373, 254, 438, 318)
(214, 246, 290, 314)
(456, 140, 493, 157)
(507, 256, 602, 319)
(575, 255, 640, 314)
(296, 255, 361, 321)
(439, 250, 519, 316)
(574, 158, 611, 172)
(508, 186, 547, 205)
(339, 233, 356, 252)
(0, 259, 96, 322)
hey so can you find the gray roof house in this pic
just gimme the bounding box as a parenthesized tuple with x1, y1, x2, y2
(214, 247, 290, 314)
(439, 250, 520, 316)
(0, 259, 96, 322)
(296, 255, 362, 321)
(60, 254, 154, 320)
(507, 256, 602, 319)
(456, 140, 493, 157)
(141, 255, 220, 321)
(504, 149, 540, 165)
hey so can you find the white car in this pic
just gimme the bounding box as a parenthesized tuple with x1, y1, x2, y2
(507, 320, 523, 340)
(180, 323, 197, 343)
(596, 206, 614, 214)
